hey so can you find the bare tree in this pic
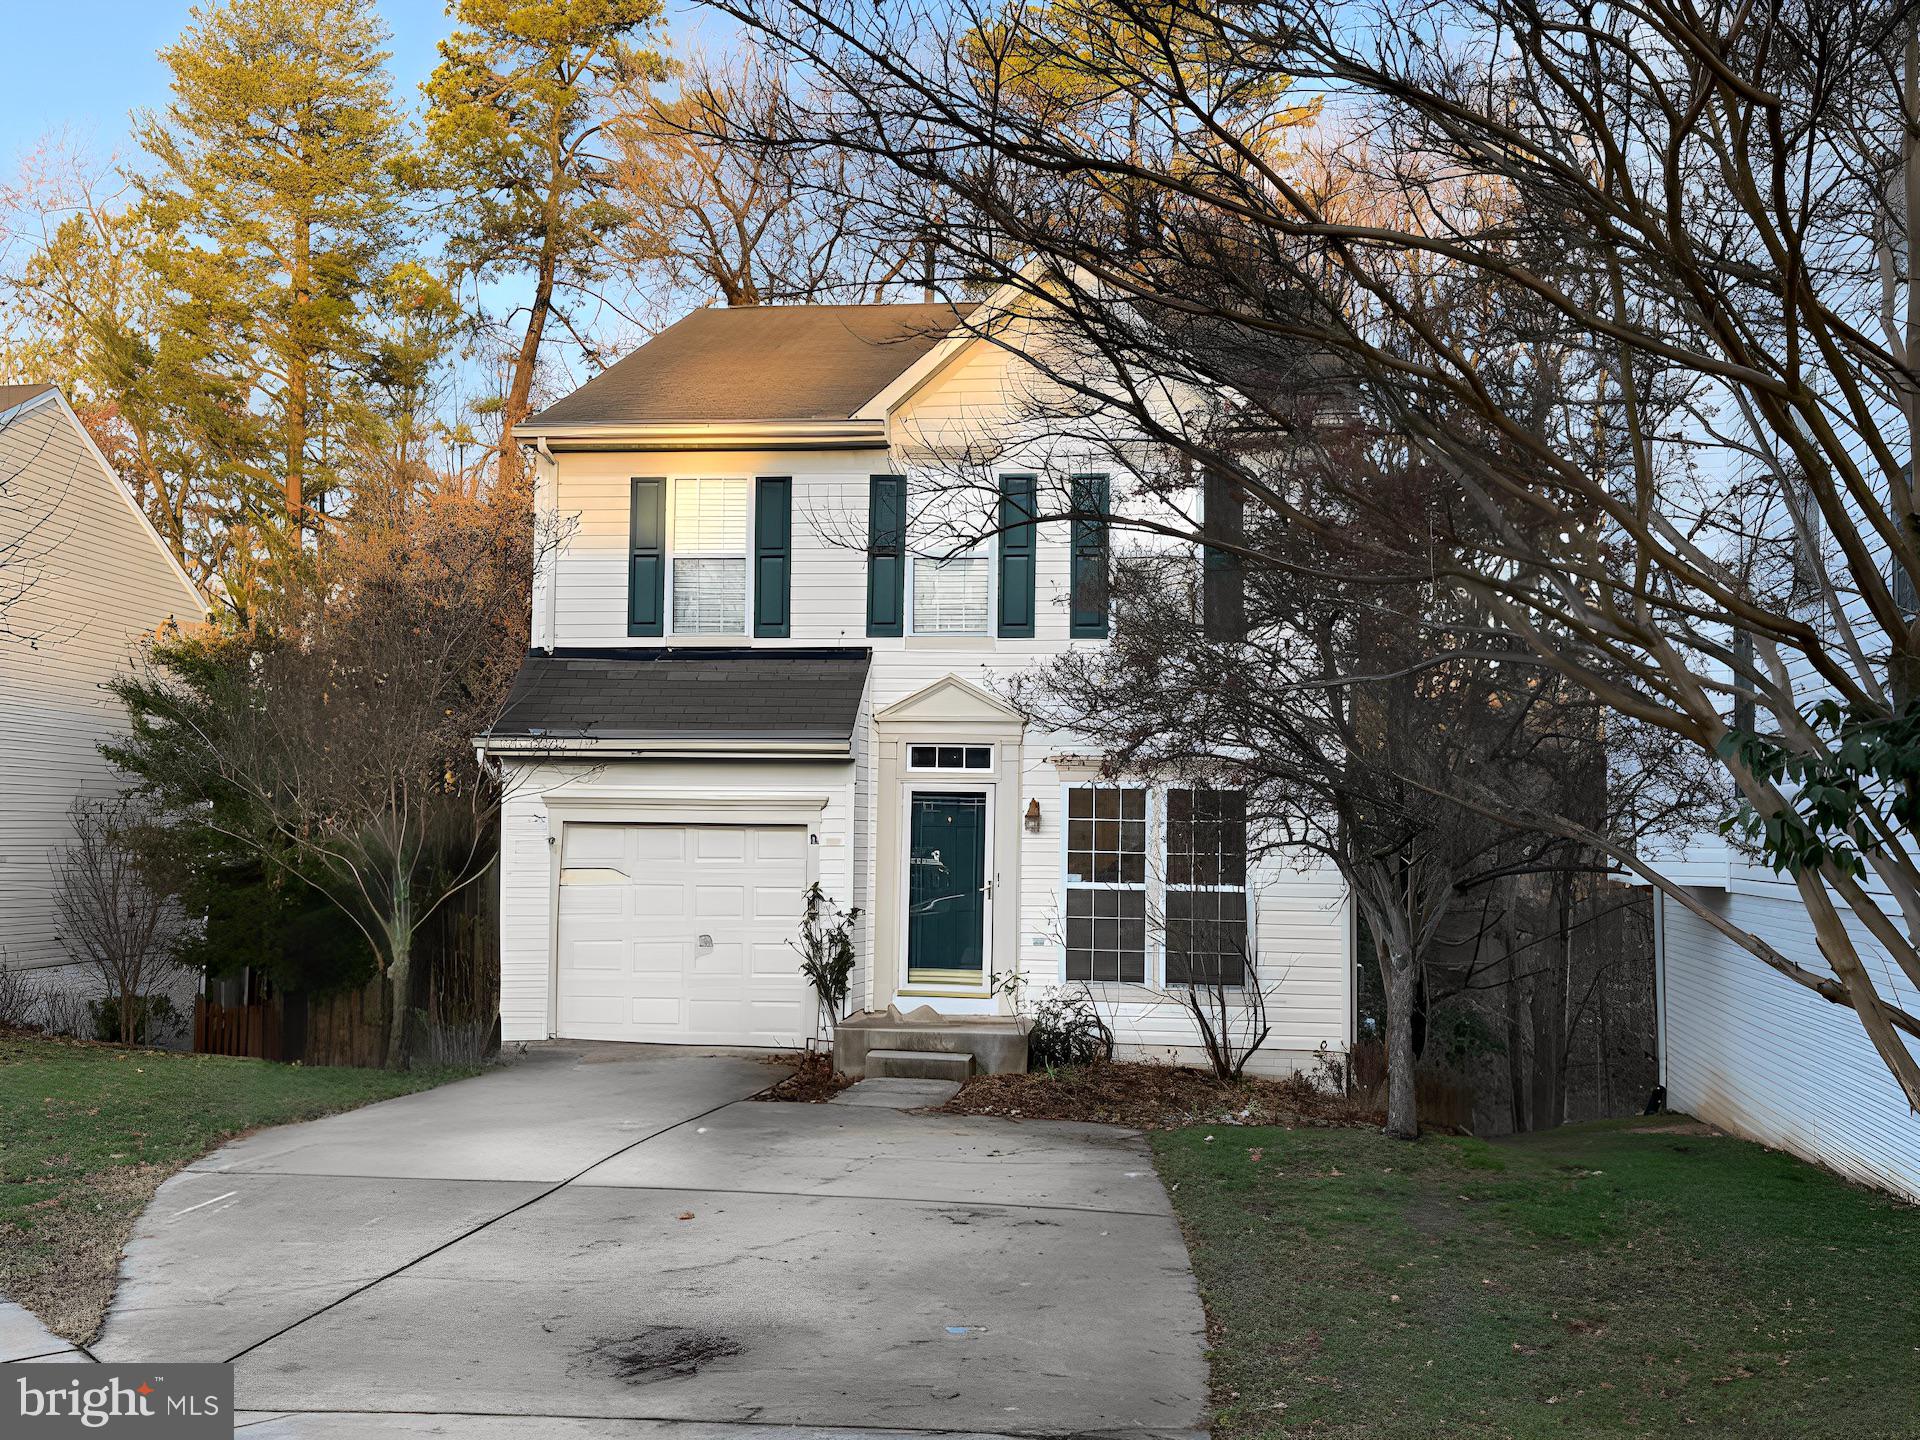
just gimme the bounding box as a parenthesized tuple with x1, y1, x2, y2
(109, 482, 536, 1066)
(718, 0, 1920, 1107)
(610, 49, 913, 311)
(55, 796, 185, 1045)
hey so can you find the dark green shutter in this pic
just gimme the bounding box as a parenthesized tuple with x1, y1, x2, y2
(628, 477, 665, 637)
(997, 474, 1036, 638)
(867, 474, 905, 637)
(1202, 467, 1246, 640)
(754, 476, 792, 637)
(1070, 473, 1110, 638)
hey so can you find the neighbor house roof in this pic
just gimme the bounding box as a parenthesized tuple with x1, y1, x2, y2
(484, 648, 872, 752)
(0, 382, 55, 415)
(522, 303, 975, 429)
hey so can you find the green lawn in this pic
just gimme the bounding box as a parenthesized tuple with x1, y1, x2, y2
(0, 1031, 475, 1343)
(1155, 1117, 1920, 1439)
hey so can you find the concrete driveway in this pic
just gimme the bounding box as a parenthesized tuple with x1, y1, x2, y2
(94, 1047, 1208, 1439)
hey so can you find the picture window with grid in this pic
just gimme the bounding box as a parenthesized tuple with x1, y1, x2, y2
(1065, 785, 1148, 983)
(1165, 788, 1249, 987)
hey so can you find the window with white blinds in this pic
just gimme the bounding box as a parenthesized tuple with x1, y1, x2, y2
(910, 554, 990, 634)
(670, 478, 749, 634)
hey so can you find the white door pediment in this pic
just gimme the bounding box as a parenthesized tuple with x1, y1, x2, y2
(875, 674, 1025, 728)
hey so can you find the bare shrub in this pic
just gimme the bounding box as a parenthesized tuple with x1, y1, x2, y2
(0, 958, 38, 1031)
(54, 796, 186, 1045)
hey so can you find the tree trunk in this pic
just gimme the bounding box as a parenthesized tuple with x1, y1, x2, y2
(1380, 943, 1419, 1140)
(384, 875, 415, 1069)
(287, 211, 310, 527)
(119, 978, 137, 1046)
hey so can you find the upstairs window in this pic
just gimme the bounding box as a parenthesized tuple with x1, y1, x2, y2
(671, 477, 749, 634)
(911, 551, 991, 634)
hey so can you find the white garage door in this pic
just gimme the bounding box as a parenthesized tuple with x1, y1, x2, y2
(555, 823, 810, 1046)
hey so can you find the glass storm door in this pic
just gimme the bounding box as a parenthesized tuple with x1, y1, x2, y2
(906, 791, 989, 986)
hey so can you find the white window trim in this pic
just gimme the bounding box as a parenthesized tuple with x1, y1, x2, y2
(1060, 781, 1155, 987)
(665, 476, 755, 637)
(907, 547, 995, 637)
(1057, 782, 1256, 990)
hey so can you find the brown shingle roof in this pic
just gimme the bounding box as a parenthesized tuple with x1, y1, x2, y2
(523, 303, 973, 427)
(0, 382, 55, 414)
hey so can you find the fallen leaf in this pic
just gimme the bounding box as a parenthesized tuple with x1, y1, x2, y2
(677, 1211, 695, 1221)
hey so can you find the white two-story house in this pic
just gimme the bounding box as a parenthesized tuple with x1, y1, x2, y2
(481, 297, 1352, 1075)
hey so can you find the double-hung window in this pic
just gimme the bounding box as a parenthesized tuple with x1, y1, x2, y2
(670, 477, 750, 634)
(911, 549, 991, 634)
(1165, 788, 1250, 987)
(1064, 785, 1149, 983)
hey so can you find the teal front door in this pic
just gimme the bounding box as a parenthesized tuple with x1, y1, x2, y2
(907, 791, 988, 985)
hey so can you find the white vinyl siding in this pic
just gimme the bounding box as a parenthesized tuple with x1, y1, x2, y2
(910, 553, 990, 635)
(1660, 886, 1920, 1201)
(0, 394, 204, 968)
(670, 477, 748, 634)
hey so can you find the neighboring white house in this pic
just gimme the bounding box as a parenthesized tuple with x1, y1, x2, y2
(1654, 848, 1920, 1201)
(480, 298, 1353, 1074)
(0, 383, 206, 986)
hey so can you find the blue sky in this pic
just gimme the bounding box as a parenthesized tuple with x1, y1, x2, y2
(0, 1, 457, 164)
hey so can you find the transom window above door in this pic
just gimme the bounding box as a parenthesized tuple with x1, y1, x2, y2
(671, 477, 749, 634)
(909, 744, 994, 771)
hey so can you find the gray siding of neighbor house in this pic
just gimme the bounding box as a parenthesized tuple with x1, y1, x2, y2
(0, 393, 204, 969)
(1660, 884, 1920, 1201)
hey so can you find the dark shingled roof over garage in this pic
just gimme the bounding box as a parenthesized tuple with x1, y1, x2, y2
(485, 649, 872, 747)
(521, 302, 974, 427)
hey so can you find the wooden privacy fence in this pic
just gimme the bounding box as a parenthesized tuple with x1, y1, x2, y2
(193, 876, 494, 1067)
(193, 997, 281, 1060)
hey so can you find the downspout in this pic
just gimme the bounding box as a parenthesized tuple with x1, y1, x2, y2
(1652, 886, 1669, 1094)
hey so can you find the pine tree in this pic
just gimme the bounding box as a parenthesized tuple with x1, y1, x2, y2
(422, 0, 667, 485)
(138, 0, 402, 540)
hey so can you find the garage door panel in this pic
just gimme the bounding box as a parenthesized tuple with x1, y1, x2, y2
(629, 827, 686, 862)
(564, 827, 630, 864)
(693, 941, 746, 976)
(754, 828, 806, 861)
(631, 883, 688, 913)
(629, 997, 682, 1027)
(694, 885, 746, 919)
(752, 884, 803, 921)
(556, 822, 811, 1046)
(749, 941, 798, 977)
(632, 941, 684, 974)
(694, 828, 747, 861)
(563, 938, 626, 973)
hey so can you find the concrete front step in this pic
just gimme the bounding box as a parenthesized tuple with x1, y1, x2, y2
(865, 1047, 973, 1082)
(833, 1005, 1029, 1077)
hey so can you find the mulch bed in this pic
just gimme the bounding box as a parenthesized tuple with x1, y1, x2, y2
(940, 1059, 1384, 1130)
(753, 1050, 854, 1103)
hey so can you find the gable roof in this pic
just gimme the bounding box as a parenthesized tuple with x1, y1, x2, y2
(523, 303, 975, 429)
(483, 648, 872, 753)
(0, 382, 56, 415)
(0, 383, 205, 613)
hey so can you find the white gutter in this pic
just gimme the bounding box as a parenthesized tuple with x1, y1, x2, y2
(516, 418, 886, 451)
(475, 736, 852, 760)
